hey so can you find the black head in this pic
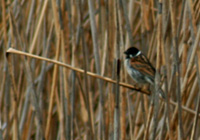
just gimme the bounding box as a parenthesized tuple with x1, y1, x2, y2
(124, 47, 140, 59)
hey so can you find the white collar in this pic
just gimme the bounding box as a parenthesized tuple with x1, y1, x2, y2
(135, 51, 141, 56)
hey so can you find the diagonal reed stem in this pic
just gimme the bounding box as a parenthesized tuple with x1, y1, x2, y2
(6, 48, 200, 119)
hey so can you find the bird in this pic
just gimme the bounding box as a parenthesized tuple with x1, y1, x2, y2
(124, 47, 165, 99)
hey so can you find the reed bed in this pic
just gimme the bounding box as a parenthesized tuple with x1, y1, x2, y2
(0, 0, 200, 140)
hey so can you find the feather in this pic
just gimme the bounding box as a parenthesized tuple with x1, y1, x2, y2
(129, 53, 155, 84)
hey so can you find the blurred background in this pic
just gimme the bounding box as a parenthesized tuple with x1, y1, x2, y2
(0, 0, 200, 139)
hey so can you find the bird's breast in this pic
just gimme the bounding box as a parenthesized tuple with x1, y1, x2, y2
(124, 59, 148, 84)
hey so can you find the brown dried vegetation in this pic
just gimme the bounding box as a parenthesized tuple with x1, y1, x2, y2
(0, 0, 200, 139)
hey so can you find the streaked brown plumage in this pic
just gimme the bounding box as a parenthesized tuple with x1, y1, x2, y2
(124, 47, 165, 98)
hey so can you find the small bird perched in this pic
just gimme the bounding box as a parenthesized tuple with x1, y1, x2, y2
(124, 47, 165, 99)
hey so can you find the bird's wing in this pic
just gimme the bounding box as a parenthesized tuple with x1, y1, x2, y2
(130, 53, 155, 79)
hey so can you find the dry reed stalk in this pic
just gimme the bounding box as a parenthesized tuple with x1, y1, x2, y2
(45, 34, 61, 139)
(170, 0, 184, 139)
(8, 7, 45, 139)
(60, 32, 67, 140)
(29, 0, 49, 54)
(190, 54, 200, 140)
(6, 48, 200, 118)
(77, 1, 96, 139)
(45, 1, 61, 138)
(7, 56, 20, 140)
(7, 48, 150, 95)
(126, 92, 134, 140)
(144, 96, 154, 140)
(88, 0, 105, 139)
(151, 0, 163, 137)
(2, 0, 7, 45)
(65, 0, 76, 139)
(181, 12, 200, 95)
(117, 1, 126, 139)
(113, 1, 120, 140)
(1, 1, 200, 139)
(120, 0, 134, 46)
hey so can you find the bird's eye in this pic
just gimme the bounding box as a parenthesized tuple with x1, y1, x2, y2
(130, 54, 133, 58)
